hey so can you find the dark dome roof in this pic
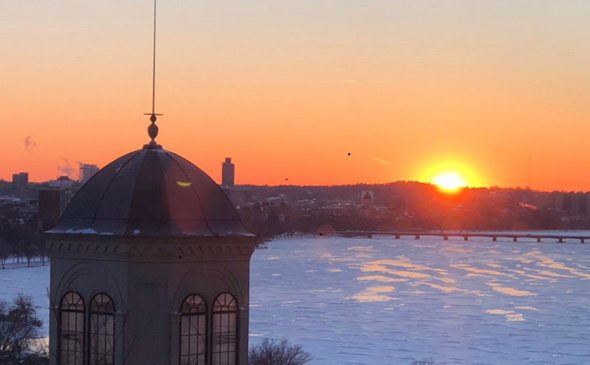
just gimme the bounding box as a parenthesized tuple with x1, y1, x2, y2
(47, 148, 253, 237)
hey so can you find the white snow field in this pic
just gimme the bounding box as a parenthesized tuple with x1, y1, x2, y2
(1, 235, 590, 364)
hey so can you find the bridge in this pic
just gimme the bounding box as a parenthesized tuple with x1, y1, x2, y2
(335, 231, 590, 243)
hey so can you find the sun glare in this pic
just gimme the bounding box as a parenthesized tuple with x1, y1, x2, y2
(432, 172, 466, 193)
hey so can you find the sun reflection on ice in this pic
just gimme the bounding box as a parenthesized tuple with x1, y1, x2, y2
(349, 286, 396, 302)
(486, 281, 536, 296)
(485, 309, 526, 322)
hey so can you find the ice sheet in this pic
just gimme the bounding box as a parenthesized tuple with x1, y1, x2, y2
(249, 236, 590, 365)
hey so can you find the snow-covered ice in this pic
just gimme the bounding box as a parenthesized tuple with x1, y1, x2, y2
(249, 236, 590, 365)
(2, 235, 590, 364)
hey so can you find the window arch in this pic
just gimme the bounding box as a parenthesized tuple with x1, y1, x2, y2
(59, 291, 85, 365)
(180, 294, 207, 365)
(212, 293, 238, 365)
(89, 293, 115, 365)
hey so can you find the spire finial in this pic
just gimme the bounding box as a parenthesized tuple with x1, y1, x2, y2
(144, 0, 162, 150)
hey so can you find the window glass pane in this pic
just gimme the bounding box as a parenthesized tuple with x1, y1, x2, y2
(212, 293, 238, 365)
(59, 292, 85, 365)
(89, 293, 115, 365)
(181, 316, 190, 336)
(180, 294, 207, 365)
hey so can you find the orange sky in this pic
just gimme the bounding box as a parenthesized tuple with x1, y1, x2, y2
(1, 1, 590, 190)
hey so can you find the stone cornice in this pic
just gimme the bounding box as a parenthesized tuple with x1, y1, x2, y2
(46, 235, 258, 261)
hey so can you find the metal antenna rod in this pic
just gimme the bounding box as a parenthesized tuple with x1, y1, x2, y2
(151, 0, 157, 115)
(144, 0, 162, 149)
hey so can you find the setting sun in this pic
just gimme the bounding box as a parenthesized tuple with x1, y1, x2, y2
(432, 172, 466, 193)
(416, 159, 483, 191)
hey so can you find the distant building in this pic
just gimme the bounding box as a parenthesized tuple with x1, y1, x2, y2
(49, 176, 76, 189)
(222, 157, 235, 188)
(79, 163, 99, 184)
(12, 172, 29, 198)
(38, 188, 62, 230)
(12, 172, 29, 186)
(361, 190, 375, 206)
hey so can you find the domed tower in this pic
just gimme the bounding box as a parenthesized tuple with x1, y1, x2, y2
(45, 3, 258, 364)
(46, 138, 257, 365)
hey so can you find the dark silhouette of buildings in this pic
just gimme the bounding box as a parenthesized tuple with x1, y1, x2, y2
(224, 183, 590, 236)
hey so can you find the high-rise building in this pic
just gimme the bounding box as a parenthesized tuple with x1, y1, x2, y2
(12, 172, 29, 198)
(222, 157, 235, 188)
(79, 163, 99, 184)
(12, 172, 29, 188)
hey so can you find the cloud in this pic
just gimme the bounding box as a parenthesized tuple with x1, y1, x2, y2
(371, 156, 391, 166)
(57, 157, 76, 178)
(24, 135, 36, 150)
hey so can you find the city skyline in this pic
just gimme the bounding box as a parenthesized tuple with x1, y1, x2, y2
(2, 1, 590, 190)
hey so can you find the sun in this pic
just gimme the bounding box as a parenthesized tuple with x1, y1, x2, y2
(432, 172, 466, 193)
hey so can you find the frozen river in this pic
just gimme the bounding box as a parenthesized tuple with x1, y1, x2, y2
(1, 235, 590, 364)
(249, 236, 590, 365)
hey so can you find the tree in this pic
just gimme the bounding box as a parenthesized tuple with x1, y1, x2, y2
(0, 238, 10, 269)
(0, 295, 44, 363)
(249, 338, 312, 365)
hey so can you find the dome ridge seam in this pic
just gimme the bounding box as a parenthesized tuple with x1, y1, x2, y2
(88, 150, 143, 229)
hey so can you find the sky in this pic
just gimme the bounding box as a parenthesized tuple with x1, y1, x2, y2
(1, 1, 590, 190)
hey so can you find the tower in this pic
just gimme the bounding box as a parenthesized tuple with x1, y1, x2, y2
(221, 158, 235, 188)
(12, 172, 29, 187)
(79, 164, 99, 184)
(12, 172, 29, 197)
(46, 146, 257, 365)
(45, 3, 257, 364)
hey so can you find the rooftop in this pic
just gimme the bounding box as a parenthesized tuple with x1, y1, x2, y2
(47, 148, 253, 238)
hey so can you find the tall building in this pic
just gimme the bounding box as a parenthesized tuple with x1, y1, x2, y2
(46, 125, 257, 365)
(12, 172, 29, 198)
(222, 157, 235, 188)
(12, 172, 29, 186)
(79, 163, 99, 184)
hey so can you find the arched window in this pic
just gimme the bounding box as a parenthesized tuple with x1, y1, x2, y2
(180, 294, 207, 365)
(59, 291, 85, 365)
(212, 293, 238, 365)
(89, 293, 115, 365)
